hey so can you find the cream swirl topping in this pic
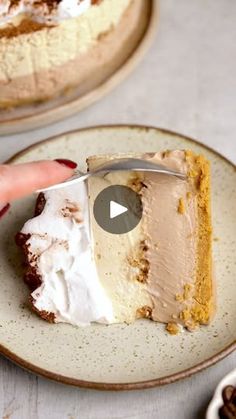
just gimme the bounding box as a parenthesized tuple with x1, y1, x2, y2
(21, 182, 114, 326)
(0, 0, 92, 26)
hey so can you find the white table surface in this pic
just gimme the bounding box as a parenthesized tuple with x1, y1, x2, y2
(0, 0, 235, 418)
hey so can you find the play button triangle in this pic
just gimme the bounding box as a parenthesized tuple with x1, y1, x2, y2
(93, 185, 143, 234)
(110, 200, 128, 219)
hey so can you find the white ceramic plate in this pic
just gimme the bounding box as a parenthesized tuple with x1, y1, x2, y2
(206, 368, 236, 419)
(0, 126, 235, 390)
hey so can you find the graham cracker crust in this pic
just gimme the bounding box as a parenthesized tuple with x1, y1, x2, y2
(183, 151, 214, 329)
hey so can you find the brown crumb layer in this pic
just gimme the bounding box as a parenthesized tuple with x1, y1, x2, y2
(0, 19, 50, 39)
(16, 193, 56, 322)
(136, 306, 152, 319)
(185, 150, 214, 326)
(166, 322, 181, 335)
(15, 193, 46, 291)
(127, 240, 150, 284)
(29, 296, 55, 323)
(0, 0, 103, 39)
(34, 192, 46, 216)
(177, 197, 185, 214)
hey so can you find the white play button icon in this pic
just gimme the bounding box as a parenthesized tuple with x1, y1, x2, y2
(110, 200, 128, 219)
(93, 185, 143, 234)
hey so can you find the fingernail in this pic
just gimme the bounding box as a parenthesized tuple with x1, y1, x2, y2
(55, 159, 77, 169)
(0, 203, 10, 219)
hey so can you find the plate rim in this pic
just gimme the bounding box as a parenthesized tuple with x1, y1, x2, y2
(1, 124, 236, 390)
(0, 0, 159, 136)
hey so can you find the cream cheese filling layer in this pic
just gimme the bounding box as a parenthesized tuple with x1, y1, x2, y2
(0, 0, 132, 81)
(87, 166, 152, 324)
(21, 183, 114, 326)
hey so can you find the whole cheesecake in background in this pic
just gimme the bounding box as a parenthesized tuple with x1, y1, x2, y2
(0, 0, 149, 108)
(16, 150, 215, 334)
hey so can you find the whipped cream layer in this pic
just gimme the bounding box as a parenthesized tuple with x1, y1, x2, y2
(0, 0, 92, 26)
(21, 183, 114, 326)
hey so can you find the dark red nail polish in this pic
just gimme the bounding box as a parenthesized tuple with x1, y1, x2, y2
(55, 159, 77, 169)
(0, 203, 10, 219)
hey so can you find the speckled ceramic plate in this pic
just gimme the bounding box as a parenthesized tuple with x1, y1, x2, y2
(0, 126, 235, 390)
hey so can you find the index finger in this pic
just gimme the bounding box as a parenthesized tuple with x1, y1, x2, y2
(0, 160, 74, 203)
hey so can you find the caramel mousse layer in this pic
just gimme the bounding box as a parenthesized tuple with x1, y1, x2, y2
(0, 0, 148, 108)
(142, 151, 197, 325)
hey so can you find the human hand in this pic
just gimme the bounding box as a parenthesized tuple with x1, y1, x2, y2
(0, 159, 77, 218)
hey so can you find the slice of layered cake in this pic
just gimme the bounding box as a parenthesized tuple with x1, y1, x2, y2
(0, 0, 149, 108)
(16, 150, 215, 333)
